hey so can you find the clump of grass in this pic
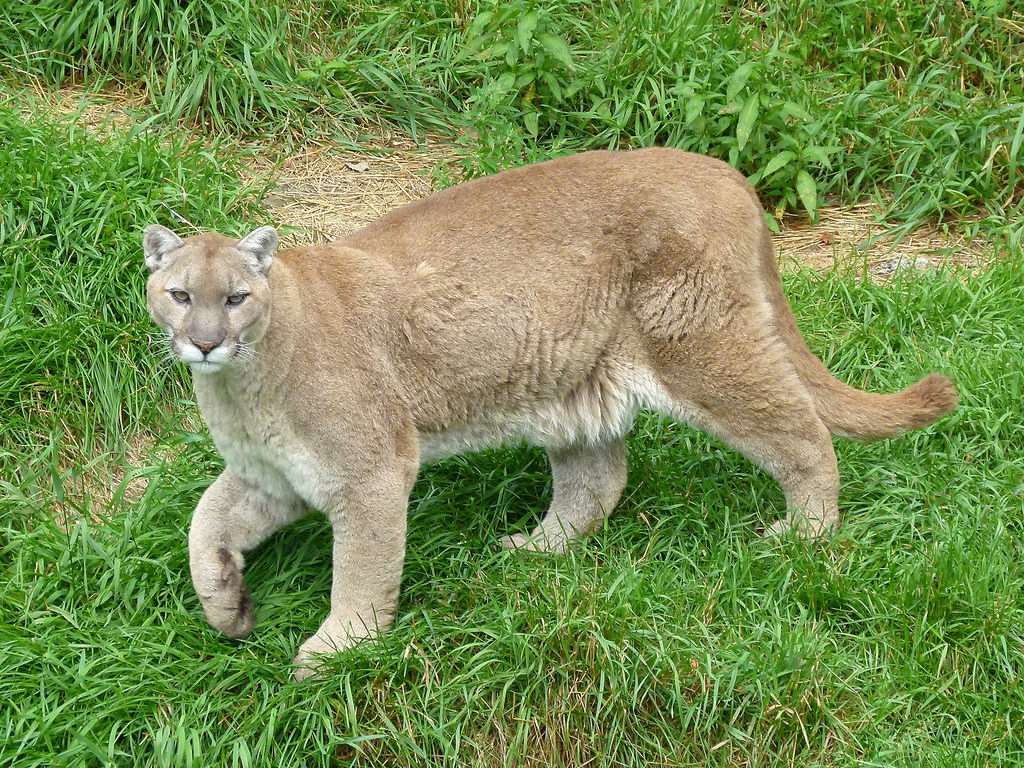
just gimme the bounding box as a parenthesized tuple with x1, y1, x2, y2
(0, 102, 265, 478)
(3, 0, 1021, 234)
(452, 0, 1022, 232)
(0, 0, 320, 131)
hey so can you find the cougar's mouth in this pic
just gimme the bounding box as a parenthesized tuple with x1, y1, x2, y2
(189, 360, 225, 375)
(187, 343, 255, 373)
(172, 337, 238, 373)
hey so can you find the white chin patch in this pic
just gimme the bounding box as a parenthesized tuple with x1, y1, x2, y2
(189, 361, 224, 375)
(175, 341, 235, 369)
(205, 346, 234, 364)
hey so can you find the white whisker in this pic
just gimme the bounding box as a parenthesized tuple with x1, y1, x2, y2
(234, 342, 257, 362)
(145, 331, 183, 369)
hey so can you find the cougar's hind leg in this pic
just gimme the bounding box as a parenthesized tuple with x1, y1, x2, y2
(631, 215, 841, 537)
(649, 326, 840, 538)
(501, 438, 628, 554)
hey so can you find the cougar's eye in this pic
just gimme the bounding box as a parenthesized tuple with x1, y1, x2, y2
(169, 289, 190, 304)
(226, 293, 248, 307)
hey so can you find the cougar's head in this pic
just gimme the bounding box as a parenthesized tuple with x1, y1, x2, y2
(143, 224, 278, 375)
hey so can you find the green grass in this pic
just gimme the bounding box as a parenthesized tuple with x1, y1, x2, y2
(3, 0, 1022, 234)
(0, 97, 266, 482)
(2, 3, 1024, 766)
(3, 250, 1023, 765)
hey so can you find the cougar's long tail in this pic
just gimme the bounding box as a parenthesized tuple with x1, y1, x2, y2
(758, 229, 957, 440)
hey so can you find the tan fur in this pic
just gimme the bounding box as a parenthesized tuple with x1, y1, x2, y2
(143, 148, 957, 679)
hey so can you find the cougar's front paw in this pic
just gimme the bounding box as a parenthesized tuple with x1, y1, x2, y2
(761, 515, 838, 540)
(500, 531, 568, 555)
(292, 616, 375, 681)
(196, 548, 255, 639)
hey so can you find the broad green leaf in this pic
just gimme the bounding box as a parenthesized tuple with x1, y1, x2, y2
(468, 10, 494, 35)
(542, 71, 563, 101)
(726, 62, 754, 102)
(736, 93, 759, 151)
(685, 96, 704, 125)
(494, 71, 516, 94)
(781, 101, 811, 121)
(762, 210, 780, 234)
(564, 79, 583, 98)
(524, 111, 539, 136)
(537, 33, 573, 68)
(672, 81, 696, 98)
(762, 150, 796, 177)
(456, 38, 486, 60)
(804, 144, 841, 168)
(322, 57, 350, 73)
(476, 41, 509, 61)
(796, 169, 818, 218)
(515, 70, 535, 88)
(516, 12, 538, 53)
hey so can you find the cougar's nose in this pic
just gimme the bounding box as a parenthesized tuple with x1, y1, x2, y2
(191, 338, 219, 354)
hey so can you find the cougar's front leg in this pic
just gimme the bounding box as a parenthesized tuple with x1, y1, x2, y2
(293, 447, 418, 681)
(189, 471, 305, 638)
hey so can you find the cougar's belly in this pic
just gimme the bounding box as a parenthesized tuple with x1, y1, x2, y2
(417, 357, 667, 462)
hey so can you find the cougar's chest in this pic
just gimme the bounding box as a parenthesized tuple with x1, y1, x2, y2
(195, 376, 317, 503)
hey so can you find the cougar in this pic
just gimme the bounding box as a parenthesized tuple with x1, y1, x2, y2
(143, 148, 956, 679)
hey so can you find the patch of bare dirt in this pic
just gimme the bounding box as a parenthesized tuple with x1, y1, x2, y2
(53, 432, 155, 528)
(251, 138, 458, 244)
(774, 202, 990, 278)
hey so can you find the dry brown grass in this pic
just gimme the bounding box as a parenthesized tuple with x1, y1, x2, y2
(774, 203, 990, 277)
(12, 80, 147, 135)
(52, 432, 155, 529)
(250, 137, 458, 244)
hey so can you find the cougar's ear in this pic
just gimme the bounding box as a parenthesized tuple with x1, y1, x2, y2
(142, 224, 184, 273)
(236, 226, 278, 275)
